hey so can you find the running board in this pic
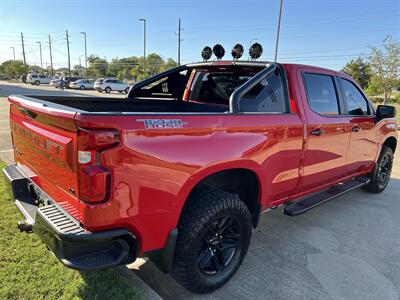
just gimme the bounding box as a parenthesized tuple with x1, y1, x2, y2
(283, 177, 369, 217)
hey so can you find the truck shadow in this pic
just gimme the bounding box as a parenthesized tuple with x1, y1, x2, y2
(128, 178, 400, 300)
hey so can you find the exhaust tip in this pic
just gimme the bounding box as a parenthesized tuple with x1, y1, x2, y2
(17, 220, 33, 233)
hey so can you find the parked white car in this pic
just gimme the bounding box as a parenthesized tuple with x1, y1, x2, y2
(27, 74, 52, 85)
(70, 79, 94, 90)
(94, 78, 130, 93)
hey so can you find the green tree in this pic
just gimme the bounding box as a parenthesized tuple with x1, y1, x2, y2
(107, 56, 138, 80)
(130, 56, 146, 81)
(0, 60, 29, 78)
(341, 57, 371, 89)
(368, 36, 400, 104)
(162, 58, 178, 71)
(88, 55, 108, 78)
(73, 64, 84, 77)
(146, 53, 165, 77)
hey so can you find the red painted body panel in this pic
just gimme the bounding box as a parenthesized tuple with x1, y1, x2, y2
(8, 63, 398, 255)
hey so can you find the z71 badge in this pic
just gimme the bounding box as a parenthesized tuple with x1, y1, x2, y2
(137, 119, 188, 129)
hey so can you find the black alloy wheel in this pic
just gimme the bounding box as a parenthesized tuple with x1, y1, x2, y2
(172, 190, 252, 293)
(362, 145, 394, 193)
(197, 215, 241, 275)
(377, 150, 393, 189)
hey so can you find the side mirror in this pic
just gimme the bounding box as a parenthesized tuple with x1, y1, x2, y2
(376, 105, 396, 121)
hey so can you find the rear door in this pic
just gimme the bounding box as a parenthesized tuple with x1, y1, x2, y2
(299, 71, 351, 192)
(338, 77, 378, 173)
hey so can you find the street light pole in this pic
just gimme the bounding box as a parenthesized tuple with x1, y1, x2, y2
(10, 47, 15, 60)
(36, 41, 43, 69)
(139, 18, 147, 78)
(80, 32, 88, 78)
(274, 0, 283, 62)
(79, 55, 84, 77)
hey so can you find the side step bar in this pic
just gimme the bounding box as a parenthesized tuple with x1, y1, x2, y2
(283, 177, 369, 217)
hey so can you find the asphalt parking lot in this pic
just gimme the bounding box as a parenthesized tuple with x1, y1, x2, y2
(1, 82, 399, 300)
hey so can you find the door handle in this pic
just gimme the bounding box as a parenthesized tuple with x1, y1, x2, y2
(311, 128, 324, 136)
(352, 126, 361, 132)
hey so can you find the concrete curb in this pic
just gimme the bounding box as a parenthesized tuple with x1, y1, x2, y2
(118, 265, 163, 300)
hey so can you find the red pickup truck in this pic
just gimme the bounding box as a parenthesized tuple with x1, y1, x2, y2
(4, 61, 397, 293)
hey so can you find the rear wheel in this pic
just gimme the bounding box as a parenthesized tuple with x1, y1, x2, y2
(34, 80, 40, 86)
(172, 190, 252, 294)
(362, 145, 394, 193)
(105, 87, 111, 93)
(80, 85, 85, 90)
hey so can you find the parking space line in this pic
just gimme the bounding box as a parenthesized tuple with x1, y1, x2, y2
(0, 149, 13, 153)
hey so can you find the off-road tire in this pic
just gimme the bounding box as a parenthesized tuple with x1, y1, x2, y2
(172, 190, 252, 294)
(362, 145, 394, 193)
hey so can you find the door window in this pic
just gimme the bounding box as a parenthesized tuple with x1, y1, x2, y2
(340, 78, 370, 115)
(303, 73, 340, 115)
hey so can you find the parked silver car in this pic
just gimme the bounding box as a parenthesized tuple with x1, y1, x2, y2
(50, 78, 61, 88)
(69, 79, 94, 90)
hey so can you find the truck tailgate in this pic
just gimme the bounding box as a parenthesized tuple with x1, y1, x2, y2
(8, 96, 79, 215)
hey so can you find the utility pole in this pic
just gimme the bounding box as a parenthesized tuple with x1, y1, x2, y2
(20, 32, 26, 65)
(36, 41, 43, 69)
(139, 18, 147, 78)
(81, 32, 88, 78)
(274, 0, 283, 62)
(176, 18, 183, 66)
(66, 30, 71, 76)
(48, 34, 54, 77)
(10, 47, 15, 61)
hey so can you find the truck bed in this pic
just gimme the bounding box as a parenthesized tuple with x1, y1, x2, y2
(24, 95, 228, 113)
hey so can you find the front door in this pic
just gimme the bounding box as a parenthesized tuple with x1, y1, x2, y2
(338, 77, 379, 174)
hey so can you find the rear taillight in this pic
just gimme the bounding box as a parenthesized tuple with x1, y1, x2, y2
(77, 129, 119, 204)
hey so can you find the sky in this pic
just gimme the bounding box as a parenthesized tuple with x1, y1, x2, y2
(0, 0, 399, 71)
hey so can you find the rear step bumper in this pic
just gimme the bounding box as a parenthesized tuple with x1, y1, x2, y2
(3, 164, 137, 271)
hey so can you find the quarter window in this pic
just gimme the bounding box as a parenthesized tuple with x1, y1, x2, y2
(340, 78, 370, 115)
(303, 73, 340, 115)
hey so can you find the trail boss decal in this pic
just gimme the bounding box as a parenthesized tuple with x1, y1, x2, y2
(137, 119, 188, 129)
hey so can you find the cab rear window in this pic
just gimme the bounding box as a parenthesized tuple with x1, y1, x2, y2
(189, 72, 254, 105)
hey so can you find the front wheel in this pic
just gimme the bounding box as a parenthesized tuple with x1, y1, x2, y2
(105, 87, 111, 93)
(362, 145, 394, 193)
(34, 80, 40, 86)
(80, 85, 85, 90)
(172, 190, 252, 294)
